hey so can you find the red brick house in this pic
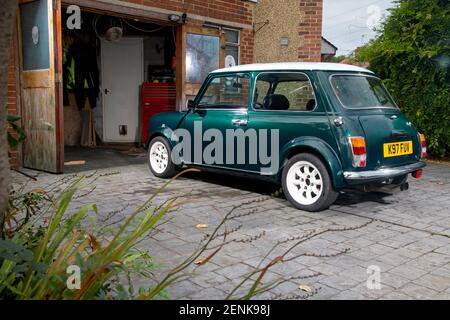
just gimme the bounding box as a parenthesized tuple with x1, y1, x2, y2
(7, 0, 323, 173)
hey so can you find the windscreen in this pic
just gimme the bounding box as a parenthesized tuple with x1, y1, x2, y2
(330, 75, 397, 109)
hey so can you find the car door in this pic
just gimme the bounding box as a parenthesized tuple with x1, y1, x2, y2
(179, 73, 253, 171)
(248, 71, 338, 175)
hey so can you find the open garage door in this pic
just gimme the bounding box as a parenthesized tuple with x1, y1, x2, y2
(18, 0, 64, 173)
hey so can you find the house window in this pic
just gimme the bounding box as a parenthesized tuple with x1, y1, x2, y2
(224, 29, 240, 68)
(186, 33, 220, 83)
(204, 24, 240, 67)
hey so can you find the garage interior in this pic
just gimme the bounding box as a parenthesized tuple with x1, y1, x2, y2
(62, 8, 177, 171)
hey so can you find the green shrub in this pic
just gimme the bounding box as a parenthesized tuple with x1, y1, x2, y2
(357, 0, 450, 156)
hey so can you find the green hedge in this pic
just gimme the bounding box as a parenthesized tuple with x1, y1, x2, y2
(357, 0, 450, 157)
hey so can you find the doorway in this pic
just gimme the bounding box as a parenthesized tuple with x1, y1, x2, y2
(60, 9, 178, 171)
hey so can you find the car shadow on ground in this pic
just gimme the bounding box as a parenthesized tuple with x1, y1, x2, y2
(63, 146, 395, 209)
(178, 169, 395, 209)
(179, 170, 281, 194)
(334, 191, 394, 206)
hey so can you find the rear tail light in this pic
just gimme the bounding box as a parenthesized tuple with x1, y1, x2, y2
(412, 169, 423, 179)
(349, 137, 367, 168)
(419, 133, 427, 158)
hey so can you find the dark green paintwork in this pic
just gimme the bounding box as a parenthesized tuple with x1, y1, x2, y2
(149, 68, 423, 189)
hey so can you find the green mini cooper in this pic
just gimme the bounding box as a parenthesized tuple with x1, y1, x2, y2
(147, 63, 426, 212)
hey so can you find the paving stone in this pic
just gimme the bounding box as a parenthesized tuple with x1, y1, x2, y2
(351, 282, 395, 299)
(380, 272, 412, 289)
(167, 280, 205, 299)
(308, 263, 345, 276)
(190, 287, 227, 300)
(395, 247, 426, 259)
(329, 289, 366, 300)
(376, 252, 411, 267)
(380, 291, 413, 300)
(214, 263, 256, 280)
(413, 274, 450, 292)
(389, 265, 429, 281)
(319, 275, 361, 291)
(399, 283, 440, 300)
(309, 284, 340, 300)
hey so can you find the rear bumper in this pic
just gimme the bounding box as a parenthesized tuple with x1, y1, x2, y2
(343, 161, 426, 183)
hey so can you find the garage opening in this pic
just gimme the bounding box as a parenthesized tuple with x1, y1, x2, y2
(61, 9, 177, 172)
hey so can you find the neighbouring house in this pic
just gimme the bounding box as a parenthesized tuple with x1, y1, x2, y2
(253, 0, 323, 63)
(7, 0, 323, 173)
(321, 36, 337, 61)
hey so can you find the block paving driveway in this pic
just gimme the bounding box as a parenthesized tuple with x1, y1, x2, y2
(12, 149, 450, 299)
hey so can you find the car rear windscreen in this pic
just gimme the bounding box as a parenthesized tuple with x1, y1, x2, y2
(330, 75, 397, 109)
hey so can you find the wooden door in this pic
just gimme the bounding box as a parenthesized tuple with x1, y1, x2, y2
(18, 0, 63, 173)
(180, 26, 225, 109)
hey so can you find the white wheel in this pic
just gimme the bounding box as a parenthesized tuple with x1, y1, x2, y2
(149, 141, 169, 174)
(282, 153, 338, 211)
(286, 160, 323, 205)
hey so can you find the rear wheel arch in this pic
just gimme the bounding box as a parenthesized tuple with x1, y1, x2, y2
(279, 140, 345, 188)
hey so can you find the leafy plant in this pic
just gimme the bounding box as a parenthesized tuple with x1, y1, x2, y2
(7, 115, 26, 149)
(5, 186, 49, 235)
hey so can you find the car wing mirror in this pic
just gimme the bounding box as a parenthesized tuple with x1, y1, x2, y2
(187, 99, 196, 111)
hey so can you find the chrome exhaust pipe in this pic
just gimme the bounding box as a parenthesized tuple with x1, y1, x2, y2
(400, 182, 409, 191)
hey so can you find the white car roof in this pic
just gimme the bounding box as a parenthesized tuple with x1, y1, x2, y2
(211, 62, 373, 74)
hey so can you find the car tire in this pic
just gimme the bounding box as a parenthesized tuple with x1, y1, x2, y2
(282, 153, 339, 212)
(147, 136, 177, 178)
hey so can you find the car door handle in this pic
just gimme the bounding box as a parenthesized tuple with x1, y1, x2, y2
(232, 119, 248, 126)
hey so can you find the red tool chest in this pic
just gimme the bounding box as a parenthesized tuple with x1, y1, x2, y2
(141, 82, 176, 146)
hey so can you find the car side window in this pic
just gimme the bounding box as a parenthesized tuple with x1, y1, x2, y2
(254, 80, 270, 108)
(198, 73, 251, 109)
(254, 72, 316, 111)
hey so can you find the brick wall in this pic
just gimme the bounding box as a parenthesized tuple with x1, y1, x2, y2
(254, 0, 302, 63)
(298, 0, 323, 62)
(125, 0, 254, 26)
(240, 28, 254, 64)
(7, 32, 20, 169)
(123, 0, 254, 75)
(254, 0, 323, 63)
